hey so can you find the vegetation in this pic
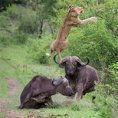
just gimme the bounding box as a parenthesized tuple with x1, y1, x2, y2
(0, 0, 117, 117)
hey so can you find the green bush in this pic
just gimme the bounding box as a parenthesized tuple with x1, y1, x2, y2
(108, 62, 118, 90)
(99, 105, 112, 118)
(18, 10, 38, 34)
(26, 36, 52, 64)
(0, 32, 13, 45)
(98, 62, 118, 95)
(0, 31, 28, 45)
(6, 4, 18, 20)
(0, 15, 11, 28)
(67, 20, 117, 69)
(14, 31, 28, 44)
(37, 51, 49, 64)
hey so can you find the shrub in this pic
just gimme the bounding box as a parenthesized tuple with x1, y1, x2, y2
(0, 32, 13, 45)
(99, 105, 112, 118)
(67, 20, 117, 69)
(0, 15, 11, 28)
(14, 31, 28, 44)
(98, 62, 118, 95)
(108, 62, 118, 90)
(6, 4, 18, 20)
(26, 35, 52, 64)
(18, 10, 38, 34)
(34, 50, 49, 64)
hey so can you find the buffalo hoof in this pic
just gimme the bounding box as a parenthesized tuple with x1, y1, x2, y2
(18, 105, 24, 109)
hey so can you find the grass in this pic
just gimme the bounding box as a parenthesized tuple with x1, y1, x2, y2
(0, 78, 8, 98)
(0, 44, 117, 118)
(0, 113, 5, 118)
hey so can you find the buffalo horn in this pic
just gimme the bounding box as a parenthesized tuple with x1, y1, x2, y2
(53, 54, 60, 64)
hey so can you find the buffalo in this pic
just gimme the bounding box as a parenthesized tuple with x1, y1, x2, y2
(54, 55, 100, 101)
(19, 75, 74, 109)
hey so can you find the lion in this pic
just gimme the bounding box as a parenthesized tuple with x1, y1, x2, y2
(46, 6, 97, 60)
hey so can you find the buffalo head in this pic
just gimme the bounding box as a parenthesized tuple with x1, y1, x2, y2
(52, 77, 74, 96)
(53, 54, 89, 76)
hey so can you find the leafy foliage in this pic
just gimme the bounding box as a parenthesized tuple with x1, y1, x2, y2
(26, 36, 52, 64)
(18, 11, 38, 34)
(68, 20, 117, 69)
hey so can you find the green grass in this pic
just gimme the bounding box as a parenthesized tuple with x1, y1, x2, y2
(0, 77, 8, 98)
(0, 44, 117, 118)
(0, 113, 5, 118)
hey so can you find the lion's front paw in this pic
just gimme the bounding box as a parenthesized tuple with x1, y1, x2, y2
(90, 17, 97, 22)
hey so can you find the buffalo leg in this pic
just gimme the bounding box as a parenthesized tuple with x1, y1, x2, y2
(19, 104, 24, 109)
(21, 92, 32, 109)
(74, 83, 83, 101)
(45, 97, 53, 106)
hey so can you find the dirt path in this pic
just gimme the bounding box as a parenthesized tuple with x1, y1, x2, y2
(0, 77, 24, 118)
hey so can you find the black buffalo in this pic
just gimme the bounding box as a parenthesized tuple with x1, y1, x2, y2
(54, 55, 100, 101)
(19, 75, 74, 109)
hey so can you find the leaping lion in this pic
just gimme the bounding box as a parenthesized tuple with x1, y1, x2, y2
(46, 6, 97, 60)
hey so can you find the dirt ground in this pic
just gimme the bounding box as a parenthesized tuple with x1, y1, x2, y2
(0, 77, 24, 118)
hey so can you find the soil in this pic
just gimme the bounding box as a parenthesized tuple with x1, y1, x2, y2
(0, 77, 24, 118)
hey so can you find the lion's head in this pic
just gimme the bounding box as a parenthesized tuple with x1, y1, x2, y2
(69, 6, 84, 15)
